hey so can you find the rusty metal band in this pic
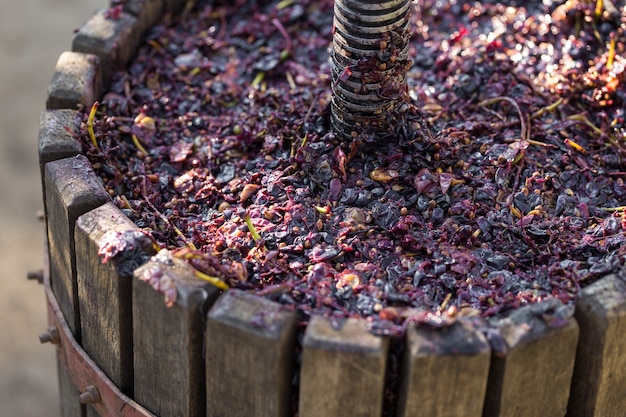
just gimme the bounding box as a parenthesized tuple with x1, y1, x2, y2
(43, 271, 156, 417)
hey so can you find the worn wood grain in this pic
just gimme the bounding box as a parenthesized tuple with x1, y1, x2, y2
(38, 109, 83, 237)
(72, 8, 142, 86)
(133, 250, 221, 417)
(46, 51, 102, 110)
(205, 289, 298, 417)
(568, 273, 626, 417)
(483, 299, 579, 417)
(299, 316, 388, 417)
(38, 109, 83, 168)
(44, 155, 110, 339)
(75, 201, 155, 404)
(396, 318, 491, 417)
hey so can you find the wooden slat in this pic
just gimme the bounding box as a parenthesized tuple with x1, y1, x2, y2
(123, 0, 165, 36)
(568, 273, 626, 416)
(396, 318, 491, 417)
(133, 250, 222, 417)
(205, 289, 298, 417)
(75, 201, 155, 404)
(46, 51, 102, 110)
(71, 9, 142, 86)
(44, 154, 111, 339)
(38, 109, 83, 168)
(299, 316, 388, 417)
(483, 299, 579, 417)
(38, 109, 83, 232)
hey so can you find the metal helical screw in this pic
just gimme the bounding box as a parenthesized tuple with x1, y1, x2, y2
(331, 0, 413, 139)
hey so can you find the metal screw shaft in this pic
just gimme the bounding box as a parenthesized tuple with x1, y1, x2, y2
(331, 0, 413, 139)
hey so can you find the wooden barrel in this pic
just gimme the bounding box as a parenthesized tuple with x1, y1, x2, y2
(37, 1, 626, 416)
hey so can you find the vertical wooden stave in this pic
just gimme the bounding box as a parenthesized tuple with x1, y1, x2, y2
(205, 289, 299, 417)
(75, 202, 155, 406)
(37, 109, 84, 253)
(483, 299, 579, 417)
(44, 155, 111, 341)
(396, 318, 491, 417)
(568, 273, 626, 417)
(299, 316, 389, 417)
(44, 155, 110, 416)
(133, 250, 221, 417)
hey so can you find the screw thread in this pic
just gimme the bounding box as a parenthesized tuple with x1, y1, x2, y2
(331, 0, 413, 139)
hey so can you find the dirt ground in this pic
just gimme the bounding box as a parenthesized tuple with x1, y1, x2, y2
(0, 0, 102, 415)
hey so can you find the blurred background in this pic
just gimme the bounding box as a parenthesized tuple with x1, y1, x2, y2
(0, 0, 102, 415)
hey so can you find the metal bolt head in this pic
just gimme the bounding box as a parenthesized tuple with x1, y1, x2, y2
(39, 326, 60, 344)
(79, 385, 101, 404)
(27, 270, 44, 284)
